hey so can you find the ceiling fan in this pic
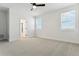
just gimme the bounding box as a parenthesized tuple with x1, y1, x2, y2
(30, 3, 45, 11)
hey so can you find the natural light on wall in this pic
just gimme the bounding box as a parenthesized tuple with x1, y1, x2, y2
(61, 9, 75, 30)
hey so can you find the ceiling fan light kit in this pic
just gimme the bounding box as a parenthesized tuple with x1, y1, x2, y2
(33, 5, 37, 9)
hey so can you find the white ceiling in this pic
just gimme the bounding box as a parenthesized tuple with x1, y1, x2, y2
(0, 3, 76, 16)
(29, 3, 76, 16)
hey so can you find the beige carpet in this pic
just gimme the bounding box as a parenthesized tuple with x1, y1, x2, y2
(0, 37, 79, 56)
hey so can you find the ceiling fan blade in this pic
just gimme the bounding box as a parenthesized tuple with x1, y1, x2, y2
(36, 4, 45, 6)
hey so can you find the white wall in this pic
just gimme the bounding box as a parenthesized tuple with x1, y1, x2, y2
(36, 4, 79, 44)
(26, 16, 35, 37)
(0, 4, 35, 42)
(9, 7, 34, 42)
(0, 10, 9, 39)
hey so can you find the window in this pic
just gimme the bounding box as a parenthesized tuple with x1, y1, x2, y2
(61, 10, 75, 30)
(36, 16, 43, 30)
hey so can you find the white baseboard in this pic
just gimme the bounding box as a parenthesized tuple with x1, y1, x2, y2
(36, 35, 79, 44)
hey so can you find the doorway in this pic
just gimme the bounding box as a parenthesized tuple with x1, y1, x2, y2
(20, 19, 27, 38)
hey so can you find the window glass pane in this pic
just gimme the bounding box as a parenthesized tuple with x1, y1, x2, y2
(36, 17, 42, 30)
(61, 10, 75, 30)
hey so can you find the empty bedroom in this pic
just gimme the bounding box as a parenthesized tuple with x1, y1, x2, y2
(0, 3, 79, 56)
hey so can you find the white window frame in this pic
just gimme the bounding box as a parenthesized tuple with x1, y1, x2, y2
(60, 9, 76, 31)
